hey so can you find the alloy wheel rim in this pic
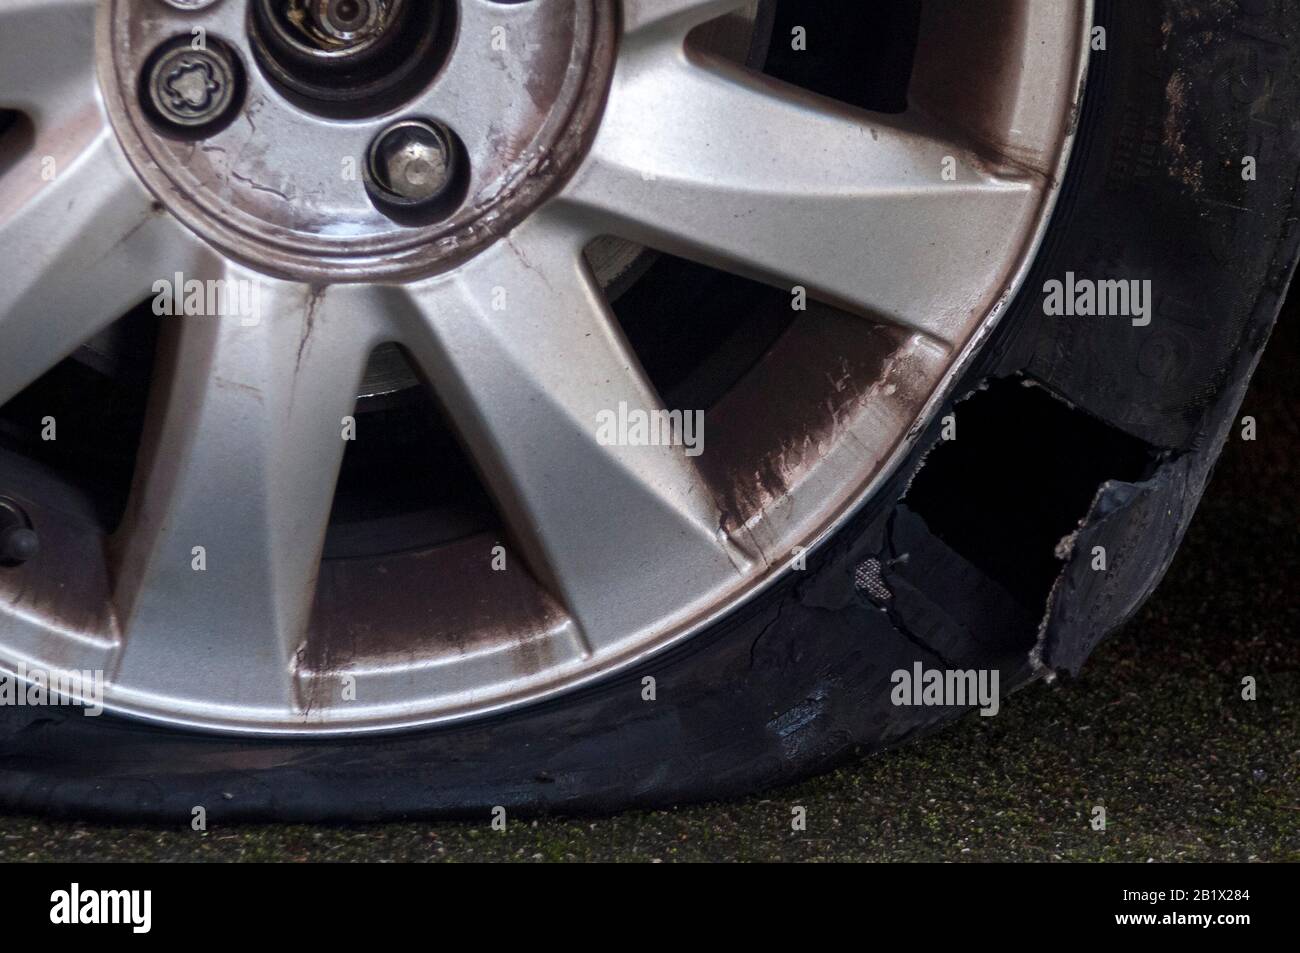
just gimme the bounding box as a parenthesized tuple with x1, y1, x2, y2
(0, 0, 1092, 733)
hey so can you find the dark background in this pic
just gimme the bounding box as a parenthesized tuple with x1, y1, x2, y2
(1, 300, 1294, 862)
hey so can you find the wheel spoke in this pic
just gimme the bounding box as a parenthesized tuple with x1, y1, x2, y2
(393, 215, 753, 651)
(557, 54, 1038, 345)
(0, 129, 201, 407)
(111, 267, 388, 712)
(621, 0, 751, 39)
(0, 0, 100, 119)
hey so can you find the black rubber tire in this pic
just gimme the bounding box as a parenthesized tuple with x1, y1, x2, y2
(2, 0, 1297, 821)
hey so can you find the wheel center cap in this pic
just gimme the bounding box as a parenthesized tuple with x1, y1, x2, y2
(99, 0, 617, 281)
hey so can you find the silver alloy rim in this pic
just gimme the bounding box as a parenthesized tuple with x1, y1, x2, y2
(0, 0, 1093, 734)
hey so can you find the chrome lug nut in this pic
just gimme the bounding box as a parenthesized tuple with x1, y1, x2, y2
(366, 119, 460, 210)
(159, 0, 224, 11)
(0, 499, 38, 567)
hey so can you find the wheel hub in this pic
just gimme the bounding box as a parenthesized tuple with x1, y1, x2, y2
(291, 0, 391, 48)
(101, 0, 617, 280)
(248, 0, 442, 114)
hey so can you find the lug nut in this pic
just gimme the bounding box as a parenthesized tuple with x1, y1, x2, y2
(0, 526, 38, 565)
(142, 37, 244, 136)
(160, 0, 224, 10)
(0, 499, 37, 567)
(366, 119, 458, 207)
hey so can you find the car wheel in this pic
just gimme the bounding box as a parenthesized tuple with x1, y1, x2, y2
(0, 0, 1295, 819)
